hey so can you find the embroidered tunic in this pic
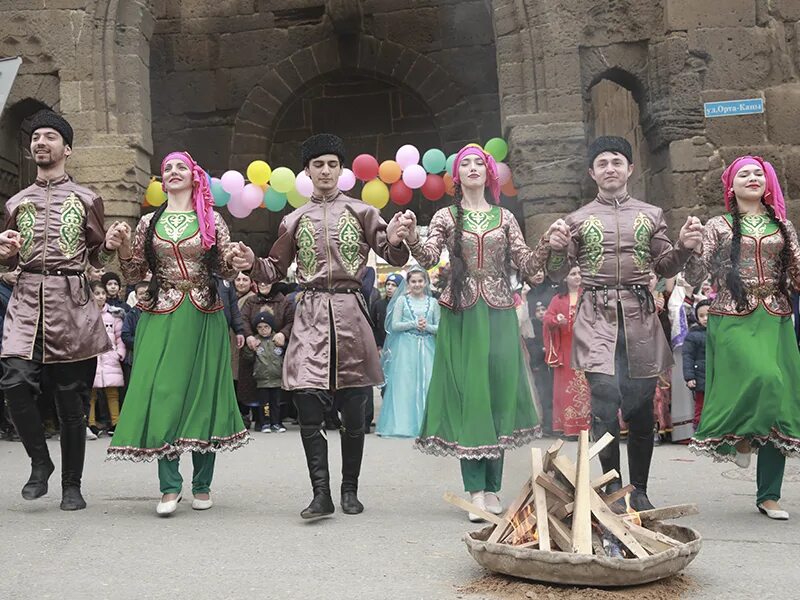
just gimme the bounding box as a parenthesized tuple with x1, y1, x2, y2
(248, 191, 409, 391)
(1, 175, 113, 362)
(546, 194, 693, 378)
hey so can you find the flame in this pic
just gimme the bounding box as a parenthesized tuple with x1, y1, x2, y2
(623, 493, 642, 526)
(508, 503, 538, 545)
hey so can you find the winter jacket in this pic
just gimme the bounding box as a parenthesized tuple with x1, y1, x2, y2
(121, 306, 142, 367)
(216, 277, 245, 335)
(682, 325, 707, 392)
(94, 305, 126, 388)
(243, 335, 284, 389)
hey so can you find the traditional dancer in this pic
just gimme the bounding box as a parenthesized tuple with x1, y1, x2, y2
(546, 136, 703, 510)
(377, 266, 439, 438)
(0, 110, 126, 510)
(404, 144, 547, 521)
(230, 134, 411, 519)
(108, 151, 249, 516)
(685, 155, 800, 520)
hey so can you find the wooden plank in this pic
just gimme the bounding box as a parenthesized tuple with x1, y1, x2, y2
(637, 504, 700, 523)
(535, 473, 573, 504)
(588, 432, 615, 460)
(571, 430, 593, 554)
(623, 521, 679, 554)
(601, 484, 635, 506)
(552, 501, 572, 520)
(531, 448, 550, 551)
(590, 469, 620, 491)
(547, 513, 574, 552)
(487, 478, 532, 544)
(543, 439, 564, 472)
(442, 492, 504, 526)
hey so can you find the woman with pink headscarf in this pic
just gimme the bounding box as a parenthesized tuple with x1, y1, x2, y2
(405, 144, 548, 521)
(685, 155, 800, 520)
(108, 151, 249, 516)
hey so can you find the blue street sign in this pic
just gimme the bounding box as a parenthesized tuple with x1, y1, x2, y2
(704, 98, 764, 118)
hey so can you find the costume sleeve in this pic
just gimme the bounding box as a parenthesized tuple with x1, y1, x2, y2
(249, 216, 297, 284)
(114, 316, 126, 362)
(651, 209, 693, 279)
(391, 297, 415, 332)
(682, 333, 697, 381)
(119, 216, 150, 282)
(408, 208, 448, 269)
(214, 214, 238, 280)
(683, 220, 720, 288)
(426, 301, 440, 334)
(229, 287, 246, 336)
(361, 206, 409, 267)
(783, 220, 800, 290)
(545, 216, 577, 282)
(279, 296, 295, 340)
(506, 211, 549, 280)
(87, 195, 115, 268)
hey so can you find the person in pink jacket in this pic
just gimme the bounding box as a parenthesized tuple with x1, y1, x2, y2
(88, 281, 126, 437)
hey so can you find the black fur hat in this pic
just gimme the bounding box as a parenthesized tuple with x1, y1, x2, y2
(301, 133, 346, 167)
(29, 110, 74, 148)
(252, 311, 276, 331)
(588, 135, 632, 166)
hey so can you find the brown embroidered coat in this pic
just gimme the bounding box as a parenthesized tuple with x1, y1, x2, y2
(248, 191, 409, 391)
(1, 175, 113, 363)
(546, 194, 693, 378)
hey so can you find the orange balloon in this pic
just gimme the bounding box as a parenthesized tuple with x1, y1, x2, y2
(443, 172, 455, 196)
(501, 180, 518, 197)
(378, 160, 402, 184)
(142, 195, 150, 206)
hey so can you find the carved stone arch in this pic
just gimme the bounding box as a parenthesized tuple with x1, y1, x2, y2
(230, 34, 481, 168)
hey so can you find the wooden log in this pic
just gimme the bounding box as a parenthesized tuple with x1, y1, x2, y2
(636, 503, 700, 523)
(601, 484, 635, 506)
(548, 513, 575, 552)
(442, 492, 504, 526)
(590, 469, 620, 491)
(543, 438, 564, 472)
(535, 472, 573, 504)
(588, 432, 615, 459)
(531, 448, 550, 551)
(571, 431, 593, 554)
(487, 478, 532, 544)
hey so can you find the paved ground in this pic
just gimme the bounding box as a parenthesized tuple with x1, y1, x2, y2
(0, 428, 797, 600)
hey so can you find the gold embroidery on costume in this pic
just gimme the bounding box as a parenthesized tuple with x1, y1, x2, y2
(296, 215, 317, 279)
(162, 213, 198, 242)
(58, 193, 85, 258)
(337, 210, 362, 276)
(17, 200, 37, 261)
(580, 215, 604, 276)
(632, 212, 654, 272)
(741, 214, 771, 237)
(463, 210, 495, 235)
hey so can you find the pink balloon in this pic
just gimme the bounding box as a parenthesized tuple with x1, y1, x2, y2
(220, 170, 245, 194)
(338, 168, 356, 192)
(227, 192, 252, 219)
(395, 144, 420, 170)
(295, 172, 314, 197)
(497, 162, 512, 186)
(402, 164, 427, 189)
(241, 183, 265, 210)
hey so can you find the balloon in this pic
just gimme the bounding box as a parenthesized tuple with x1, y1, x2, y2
(352, 154, 379, 181)
(338, 168, 356, 192)
(246, 160, 272, 186)
(445, 153, 457, 175)
(286, 187, 309, 209)
(496, 162, 512, 186)
(390, 181, 413, 206)
(362, 179, 390, 209)
(295, 171, 314, 197)
(241, 183, 265, 210)
(422, 149, 447, 174)
(264, 187, 288, 212)
(205, 171, 212, 187)
(269, 167, 295, 194)
(226, 192, 252, 219)
(421, 174, 446, 201)
(443, 172, 455, 196)
(402, 164, 426, 189)
(395, 144, 420, 169)
(142, 196, 150, 207)
(378, 160, 402, 184)
(485, 138, 509, 162)
(220, 170, 245, 194)
(501, 180, 518, 197)
(210, 177, 231, 207)
(145, 180, 166, 207)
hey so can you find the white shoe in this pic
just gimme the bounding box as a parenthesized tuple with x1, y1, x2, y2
(468, 491, 486, 523)
(192, 495, 213, 511)
(156, 493, 182, 516)
(484, 492, 503, 515)
(85, 427, 97, 441)
(758, 503, 789, 520)
(735, 451, 752, 468)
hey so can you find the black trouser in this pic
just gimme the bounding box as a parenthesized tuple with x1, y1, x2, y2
(255, 387, 283, 427)
(585, 309, 657, 493)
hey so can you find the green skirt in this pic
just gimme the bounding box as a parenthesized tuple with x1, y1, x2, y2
(414, 299, 539, 460)
(690, 305, 800, 462)
(107, 299, 249, 462)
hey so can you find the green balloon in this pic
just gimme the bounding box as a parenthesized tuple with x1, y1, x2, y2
(264, 187, 288, 212)
(445, 153, 457, 175)
(211, 181, 230, 207)
(484, 138, 509, 162)
(422, 148, 447, 174)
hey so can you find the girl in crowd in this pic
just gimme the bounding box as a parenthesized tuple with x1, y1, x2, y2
(405, 144, 547, 521)
(377, 266, 439, 438)
(230, 271, 256, 398)
(543, 265, 591, 437)
(686, 155, 800, 520)
(108, 151, 249, 516)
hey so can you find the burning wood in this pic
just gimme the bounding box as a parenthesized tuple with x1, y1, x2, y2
(444, 432, 700, 561)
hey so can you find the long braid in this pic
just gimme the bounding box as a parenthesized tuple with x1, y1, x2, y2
(143, 203, 168, 309)
(450, 182, 468, 312)
(763, 201, 791, 302)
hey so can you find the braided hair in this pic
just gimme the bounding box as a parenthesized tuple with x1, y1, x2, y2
(449, 182, 467, 312)
(142, 204, 220, 310)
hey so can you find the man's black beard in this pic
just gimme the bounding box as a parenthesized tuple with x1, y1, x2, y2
(33, 155, 58, 168)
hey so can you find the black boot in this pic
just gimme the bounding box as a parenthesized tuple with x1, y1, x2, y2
(58, 398, 87, 511)
(627, 427, 656, 511)
(340, 431, 365, 514)
(299, 430, 335, 520)
(5, 385, 55, 500)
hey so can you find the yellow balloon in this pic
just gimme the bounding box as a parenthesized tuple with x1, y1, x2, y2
(145, 180, 166, 206)
(286, 187, 309, 209)
(270, 167, 296, 194)
(246, 160, 272, 186)
(362, 179, 389, 209)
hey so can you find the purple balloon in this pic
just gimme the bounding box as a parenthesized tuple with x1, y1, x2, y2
(338, 168, 356, 192)
(227, 191, 252, 219)
(295, 172, 314, 197)
(220, 170, 245, 194)
(402, 164, 427, 189)
(496, 162, 512, 186)
(241, 183, 265, 210)
(395, 144, 420, 170)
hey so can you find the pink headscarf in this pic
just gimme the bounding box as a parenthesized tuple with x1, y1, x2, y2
(161, 151, 216, 250)
(452, 145, 501, 204)
(722, 155, 786, 221)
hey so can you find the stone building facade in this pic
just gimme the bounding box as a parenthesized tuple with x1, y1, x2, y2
(0, 0, 798, 251)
